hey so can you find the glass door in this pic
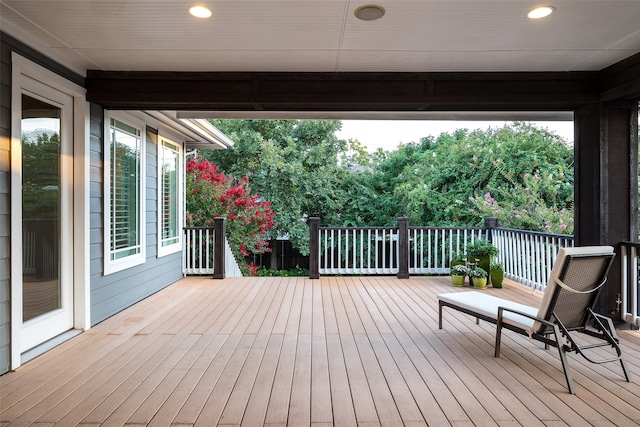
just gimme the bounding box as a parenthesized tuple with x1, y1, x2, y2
(18, 78, 74, 352)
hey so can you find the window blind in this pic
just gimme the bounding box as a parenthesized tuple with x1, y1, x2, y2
(110, 118, 141, 260)
(160, 140, 179, 247)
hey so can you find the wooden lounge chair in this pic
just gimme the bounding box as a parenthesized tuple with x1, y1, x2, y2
(438, 246, 632, 394)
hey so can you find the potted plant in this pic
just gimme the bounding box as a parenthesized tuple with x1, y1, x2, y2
(467, 239, 498, 277)
(469, 266, 488, 289)
(450, 264, 468, 287)
(450, 252, 467, 268)
(490, 261, 504, 288)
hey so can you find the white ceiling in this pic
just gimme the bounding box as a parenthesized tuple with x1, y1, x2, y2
(2, 0, 640, 77)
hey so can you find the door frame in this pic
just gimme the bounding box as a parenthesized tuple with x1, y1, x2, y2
(10, 53, 90, 369)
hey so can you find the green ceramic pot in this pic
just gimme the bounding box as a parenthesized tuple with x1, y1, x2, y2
(472, 277, 487, 289)
(451, 275, 465, 287)
(491, 270, 504, 288)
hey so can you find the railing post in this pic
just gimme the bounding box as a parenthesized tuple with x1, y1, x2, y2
(213, 217, 226, 279)
(484, 217, 499, 243)
(309, 217, 320, 279)
(397, 217, 410, 279)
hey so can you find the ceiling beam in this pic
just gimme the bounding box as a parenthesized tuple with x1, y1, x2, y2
(86, 71, 602, 112)
(600, 51, 640, 102)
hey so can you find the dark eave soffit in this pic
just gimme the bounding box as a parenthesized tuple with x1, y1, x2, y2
(86, 53, 640, 112)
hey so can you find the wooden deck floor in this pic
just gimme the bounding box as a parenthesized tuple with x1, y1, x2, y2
(1, 276, 639, 426)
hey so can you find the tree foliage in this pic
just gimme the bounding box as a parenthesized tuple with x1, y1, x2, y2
(203, 119, 349, 254)
(185, 159, 275, 264)
(374, 122, 573, 228)
(470, 173, 574, 234)
(198, 120, 575, 254)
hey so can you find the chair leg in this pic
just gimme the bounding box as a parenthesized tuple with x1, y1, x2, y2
(439, 302, 443, 329)
(620, 357, 633, 383)
(605, 325, 633, 383)
(590, 310, 633, 383)
(602, 319, 633, 383)
(552, 324, 576, 394)
(495, 308, 504, 358)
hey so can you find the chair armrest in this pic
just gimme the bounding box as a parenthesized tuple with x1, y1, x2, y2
(588, 310, 621, 343)
(590, 310, 614, 324)
(497, 306, 555, 328)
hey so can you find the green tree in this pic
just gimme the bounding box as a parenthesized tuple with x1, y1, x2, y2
(201, 120, 574, 257)
(378, 122, 573, 227)
(469, 173, 574, 234)
(203, 119, 350, 254)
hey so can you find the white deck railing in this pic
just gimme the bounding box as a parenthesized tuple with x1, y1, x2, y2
(409, 227, 485, 274)
(315, 221, 576, 288)
(183, 227, 215, 275)
(317, 225, 486, 275)
(620, 242, 640, 326)
(492, 228, 574, 292)
(183, 227, 242, 277)
(319, 227, 399, 275)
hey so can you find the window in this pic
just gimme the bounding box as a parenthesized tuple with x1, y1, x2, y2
(158, 137, 182, 256)
(104, 113, 145, 274)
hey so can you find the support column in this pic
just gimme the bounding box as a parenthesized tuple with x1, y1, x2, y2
(397, 217, 410, 279)
(575, 102, 638, 317)
(484, 217, 499, 243)
(213, 217, 225, 279)
(309, 217, 320, 279)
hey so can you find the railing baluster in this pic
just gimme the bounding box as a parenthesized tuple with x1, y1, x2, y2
(191, 229, 195, 272)
(367, 229, 371, 273)
(623, 246, 640, 326)
(359, 230, 365, 272)
(620, 242, 640, 326)
(510, 230, 517, 280)
(427, 229, 432, 271)
(338, 230, 342, 273)
(440, 229, 445, 273)
(433, 229, 438, 272)
(390, 229, 395, 272)
(328, 229, 332, 273)
(463, 229, 468, 254)
(382, 229, 387, 272)
(323, 230, 327, 272)
(420, 229, 425, 273)
(515, 232, 522, 284)
(330, 229, 335, 273)
(344, 229, 349, 273)
(352, 229, 357, 272)
(205, 228, 209, 273)
(411, 229, 417, 273)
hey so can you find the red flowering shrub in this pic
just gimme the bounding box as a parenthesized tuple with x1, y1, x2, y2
(186, 159, 275, 274)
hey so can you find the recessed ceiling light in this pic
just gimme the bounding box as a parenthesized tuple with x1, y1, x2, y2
(527, 6, 555, 19)
(189, 5, 212, 19)
(355, 5, 386, 21)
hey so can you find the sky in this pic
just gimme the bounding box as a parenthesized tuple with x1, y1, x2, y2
(335, 120, 574, 152)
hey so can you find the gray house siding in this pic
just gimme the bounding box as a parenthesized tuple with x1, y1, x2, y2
(89, 115, 183, 326)
(0, 34, 186, 374)
(0, 39, 12, 374)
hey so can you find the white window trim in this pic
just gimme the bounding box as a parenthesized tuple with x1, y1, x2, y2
(157, 136, 183, 257)
(103, 111, 146, 275)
